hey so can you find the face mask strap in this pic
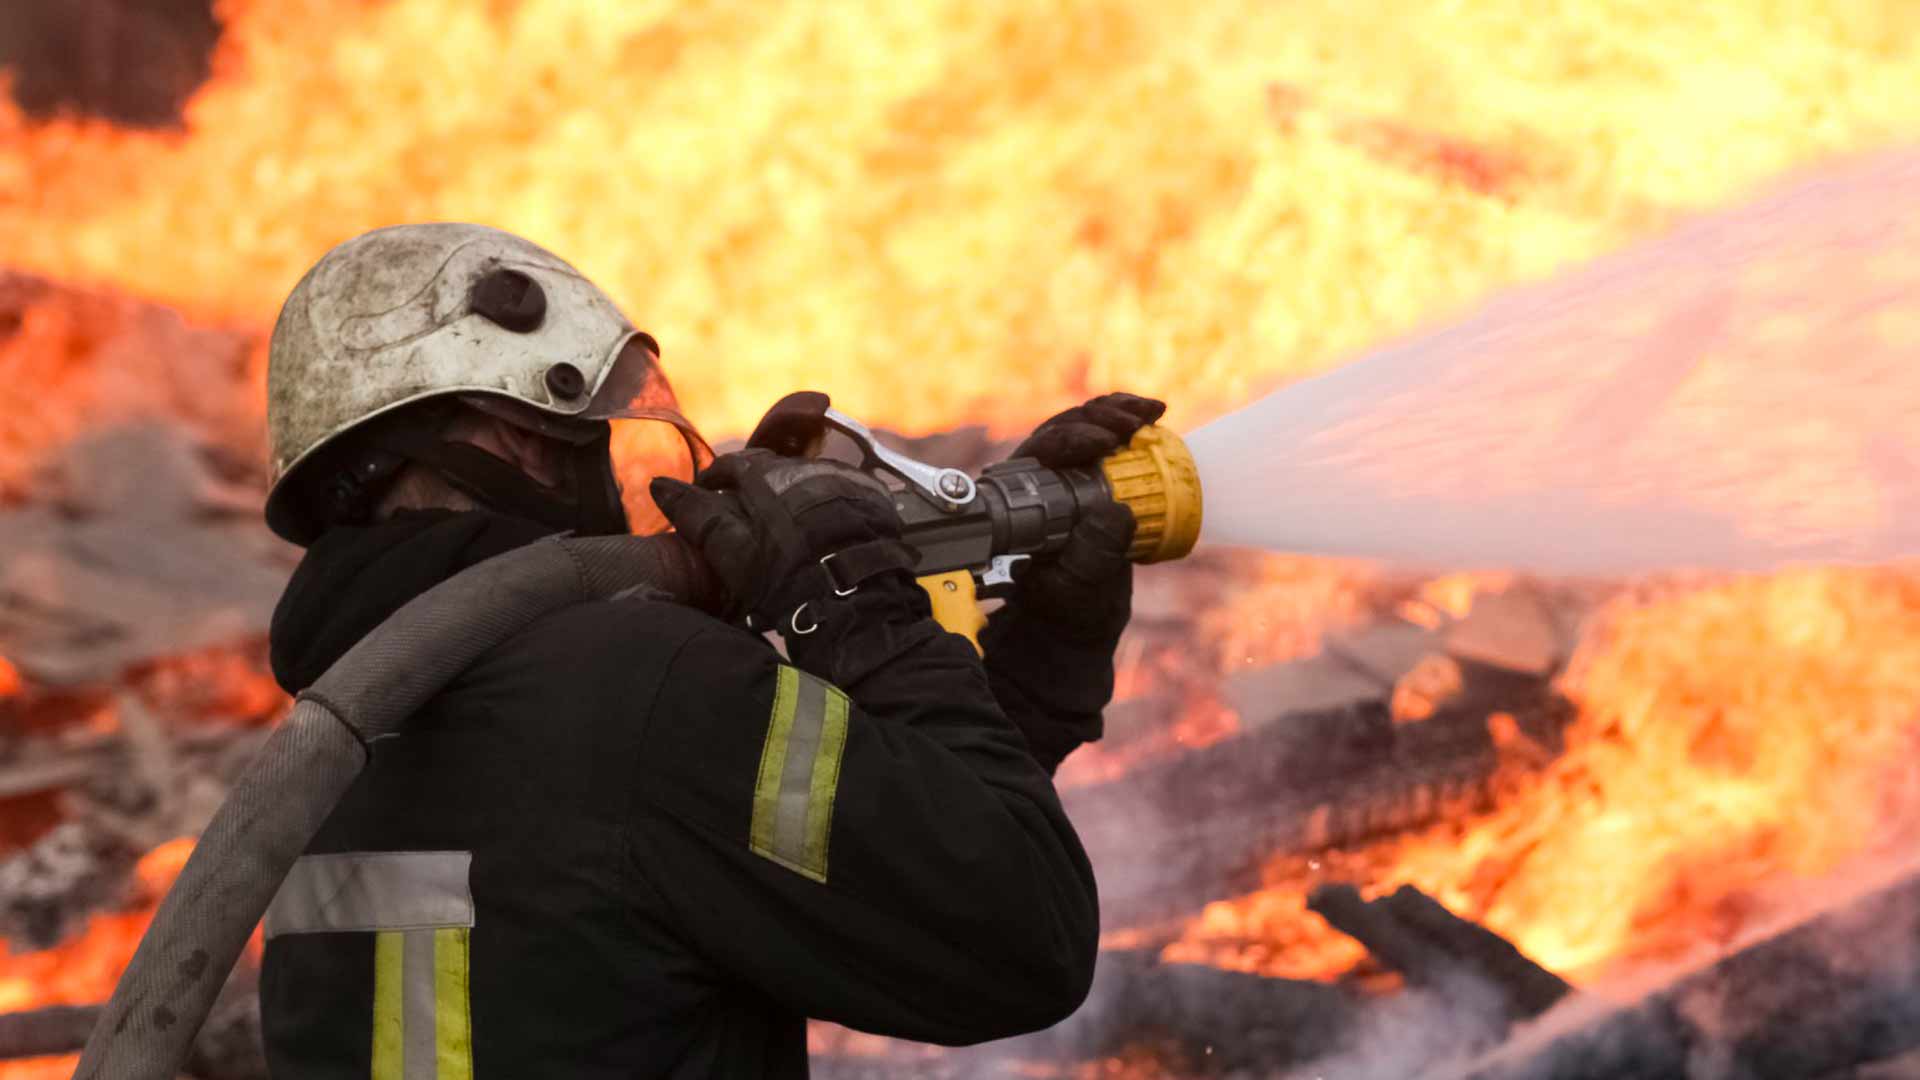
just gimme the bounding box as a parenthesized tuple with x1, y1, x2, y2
(365, 422, 629, 536)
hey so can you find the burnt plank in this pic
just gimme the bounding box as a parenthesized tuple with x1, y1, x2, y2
(1066, 686, 1573, 928)
(1452, 865, 1920, 1080)
(1310, 883, 1571, 1025)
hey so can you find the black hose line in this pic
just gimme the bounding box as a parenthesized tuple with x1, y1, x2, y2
(73, 534, 716, 1080)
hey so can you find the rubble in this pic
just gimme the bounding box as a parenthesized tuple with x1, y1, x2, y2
(0, 822, 125, 949)
(0, 425, 295, 687)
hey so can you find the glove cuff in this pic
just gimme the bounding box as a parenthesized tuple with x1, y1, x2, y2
(980, 604, 1120, 716)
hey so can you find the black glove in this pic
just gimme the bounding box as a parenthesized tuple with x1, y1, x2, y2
(1012, 392, 1167, 474)
(649, 450, 916, 632)
(1003, 392, 1166, 647)
(980, 393, 1165, 772)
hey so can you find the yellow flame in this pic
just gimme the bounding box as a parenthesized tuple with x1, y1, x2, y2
(4, 1, 1920, 438)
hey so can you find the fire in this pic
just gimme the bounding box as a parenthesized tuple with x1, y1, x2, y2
(0, 274, 262, 499)
(5, 2, 1920, 441)
(0, 838, 197, 1079)
(1168, 566, 1920, 983)
(3, 1, 1920, 1069)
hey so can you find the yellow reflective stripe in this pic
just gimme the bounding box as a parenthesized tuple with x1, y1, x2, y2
(371, 931, 404, 1080)
(749, 666, 850, 883)
(749, 665, 801, 860)
(371, 926, 471, 1080)
(801, 687, 850, 878)
(434, 928, 473, 1080)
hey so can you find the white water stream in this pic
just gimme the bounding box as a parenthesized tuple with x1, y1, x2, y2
(1186, 150, 1920, 575)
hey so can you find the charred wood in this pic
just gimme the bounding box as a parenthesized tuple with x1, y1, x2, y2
(1010, 948, 1359, 1070)
(0, 1003, 101, 1061)
(0, 982, 263, 1079)
(811, 949, 1363, 1077)
(1381, 886, 1572, 1018)
(1452, 865, 1920, 1080)
(1310, 884, 1570, 1022)
(1067, 688, 1573, 928)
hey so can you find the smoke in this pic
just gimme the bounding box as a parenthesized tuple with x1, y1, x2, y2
(1427, 852, 1920, 1080)
(0, 0, 220, 127)
(1277, 972, 1513, 1080)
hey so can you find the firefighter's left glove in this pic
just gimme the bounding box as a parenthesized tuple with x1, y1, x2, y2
(999, 392, 1166, 649)
(649, 450, 918, 634)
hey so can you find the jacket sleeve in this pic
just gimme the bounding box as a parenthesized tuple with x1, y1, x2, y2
(626, 580, 1101, 1044)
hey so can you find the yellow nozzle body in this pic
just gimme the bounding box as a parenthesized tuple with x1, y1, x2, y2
(1102, 425, 1203, 564)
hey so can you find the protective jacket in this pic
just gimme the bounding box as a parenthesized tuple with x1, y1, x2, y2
(258, 510, 1105, 1079)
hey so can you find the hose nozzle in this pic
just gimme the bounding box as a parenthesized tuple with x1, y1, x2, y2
(1102, 425, 1203, 563)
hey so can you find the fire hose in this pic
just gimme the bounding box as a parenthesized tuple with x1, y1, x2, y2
(74, 396, 1203, 1079)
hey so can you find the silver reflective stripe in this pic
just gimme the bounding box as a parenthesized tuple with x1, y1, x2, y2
(402, 930, 438, 1080)
(748, 667, 850, 883)
(265, 851, 474, 940)
(772, 674, 828, 862)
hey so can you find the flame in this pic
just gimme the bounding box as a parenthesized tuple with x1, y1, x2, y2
(0, 839, 199, 1079)
(0, 278, 263, 498)
(129, 647, 289, 728)
(0, 657, 19, 699)
(3, 0, 1920, 1062)
(5, 2, 1920, 440)
(0, 839, 194, 1012)
(1167, 566, 1920, 982)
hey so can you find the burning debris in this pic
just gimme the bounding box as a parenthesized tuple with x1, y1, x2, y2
(3, 286, 1920, 1075)
(5, 3, 1920, 1077)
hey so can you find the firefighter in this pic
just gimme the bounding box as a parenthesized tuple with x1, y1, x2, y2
(258, 222, 1161, 1078)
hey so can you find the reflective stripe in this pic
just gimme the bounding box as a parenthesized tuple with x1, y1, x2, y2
(265, 851, 474, 940)
(772, 675, 828, 862)
(749, 667, 800, 860)
(749, 665, 850, 882)
(371, 932, 403, 1080)
(278, 853, 476, 1080)
(402, 930, 437, 1079)
(369, 927, 474, 1080)
(434, 928, 474, 1080)
(804, 687, 850, 875)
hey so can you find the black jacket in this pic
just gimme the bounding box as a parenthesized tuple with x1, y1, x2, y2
(259, 511, 1105, 1078)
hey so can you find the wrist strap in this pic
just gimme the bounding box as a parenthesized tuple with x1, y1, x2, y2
(819, 539, 918, 593)
(763, 538, 919, 635)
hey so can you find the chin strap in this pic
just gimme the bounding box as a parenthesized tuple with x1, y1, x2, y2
(332, 422, 630, 536)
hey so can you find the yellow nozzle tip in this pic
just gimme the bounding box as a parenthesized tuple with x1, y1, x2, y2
(1101, 425, 1203, 564)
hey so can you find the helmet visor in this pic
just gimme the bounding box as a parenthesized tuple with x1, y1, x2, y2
(458, 334, 714, 535)
(585, 335, 715, 535)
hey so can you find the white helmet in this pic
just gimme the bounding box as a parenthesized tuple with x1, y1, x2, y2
(264, 223, 708, 543)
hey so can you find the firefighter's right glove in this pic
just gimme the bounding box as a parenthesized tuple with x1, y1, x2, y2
(649, 450, 918, 634)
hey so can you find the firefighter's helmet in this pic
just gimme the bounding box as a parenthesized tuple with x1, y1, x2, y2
(264, 223, 707, 543)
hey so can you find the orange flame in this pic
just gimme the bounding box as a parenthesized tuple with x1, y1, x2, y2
(3, 1, 1920, 1062)
(0, 839, 198, 1079)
